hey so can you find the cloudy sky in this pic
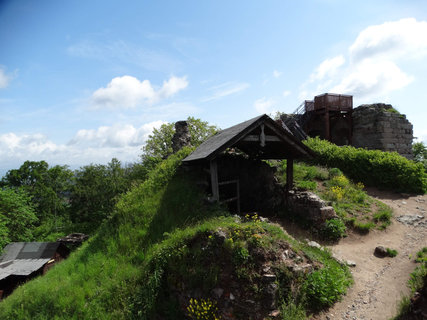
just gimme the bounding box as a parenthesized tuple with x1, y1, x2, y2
(1, 0, 427, 175)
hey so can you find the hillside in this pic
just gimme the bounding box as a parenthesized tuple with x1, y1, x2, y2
(0, 148, 352, 319)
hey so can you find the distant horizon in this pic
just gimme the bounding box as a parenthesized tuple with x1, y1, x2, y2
(1, 1, 427, 173)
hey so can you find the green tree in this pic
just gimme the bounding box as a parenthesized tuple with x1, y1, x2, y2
(141, 116, 218, 161)
(0, 188, 38, 248)
(1, 161, 73, 221)
(69, 158, 128, 229)
(413, 141, 427, 164)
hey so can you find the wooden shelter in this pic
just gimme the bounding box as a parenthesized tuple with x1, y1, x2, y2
(183, 114, 314, 211)
(0, 242, 70, 299)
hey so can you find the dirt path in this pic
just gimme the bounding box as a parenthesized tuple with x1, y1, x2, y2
(316, 189, 427, 320)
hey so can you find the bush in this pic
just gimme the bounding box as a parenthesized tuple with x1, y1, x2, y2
(322, 219, 346, 240)
(304, 137, 427, 194)
(354, 221, 375, 234)
(386, 248, 398, 257)
(303, 263, 352, 311)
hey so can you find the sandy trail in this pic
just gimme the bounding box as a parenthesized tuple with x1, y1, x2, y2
(315, 189, 427, 320)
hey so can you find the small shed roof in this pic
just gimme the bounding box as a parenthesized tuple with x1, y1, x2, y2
(0, 242, 69, 281)
(183, 114, 314, 163)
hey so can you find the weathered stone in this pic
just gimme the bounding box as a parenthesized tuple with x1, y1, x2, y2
(307, 240, 321, 249)
(346, 260, 356, 267)
(212, 287, 224, 298)
(171, 121, 191, 153)
(287, 191, 338, 225)
(269, 310, 280, 317)
(397, 215, 424, 226)
(353, 104, 413, 159)
(374, 246, 387, 258)
(262, 274, 277, 283)
(214, 229, 227, 244)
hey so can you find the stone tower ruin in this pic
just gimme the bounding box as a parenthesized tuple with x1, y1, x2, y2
(283, 94, 414, 159)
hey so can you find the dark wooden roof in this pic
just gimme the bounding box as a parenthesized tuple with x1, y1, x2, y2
(183, 114, 314, 163)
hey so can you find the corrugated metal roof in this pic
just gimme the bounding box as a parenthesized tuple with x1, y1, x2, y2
(183, 114, 313, 162)
(0, 242, 61, 262)
(0, 259, 50, 280)
(0, 242, 67, 282)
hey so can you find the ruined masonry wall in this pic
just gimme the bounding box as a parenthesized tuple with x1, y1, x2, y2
(352, 104, 413, 159)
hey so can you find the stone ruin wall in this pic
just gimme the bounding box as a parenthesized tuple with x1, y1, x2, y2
(352, 103, 413, 159)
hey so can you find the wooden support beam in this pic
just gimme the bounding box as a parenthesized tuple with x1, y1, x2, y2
(324, 109, 330, 141)
(210, 160, 219, 201)
(242, 135, 281, 142)
(260, 124, 266, 147)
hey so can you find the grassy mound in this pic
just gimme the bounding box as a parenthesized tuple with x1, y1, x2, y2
(134, 216, 352, 319)
(281, 161, 393, 239)
(0, 147, 352, 319)
(304, 137, 427, 194)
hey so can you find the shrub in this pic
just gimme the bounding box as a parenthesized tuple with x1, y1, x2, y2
(354, 221, 375, 234)
(304, 137, 427, 194)
(328, 167, 343, 178)
(322, 219, 346, 240)
(280, 300, 306, 320)
(296, 180, 317, 191)
(303, 263, 352, 311)
(386, 248, 398, 257)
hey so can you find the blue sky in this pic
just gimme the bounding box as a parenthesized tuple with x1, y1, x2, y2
(1, 0, 427, 174)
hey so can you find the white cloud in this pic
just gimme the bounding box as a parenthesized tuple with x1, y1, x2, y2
(330, 59, 413, 97)
(254, 97, 276, 114)
(68, 121, 165, 148)
(282, 90, 291, 97)
(91, 75, 188, 109)
(273, 70, 282, 78)
(350, 18, 427, 63)
(309, 55, 345, 82)
(0, 121, 166, 172)
(302, 18, 427, 101)
(0, 68, 11, 89)
(202, 82, 250, 102)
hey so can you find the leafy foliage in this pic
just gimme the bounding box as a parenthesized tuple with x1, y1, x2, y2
(0, 188, 38, 248)
(304, 137, 427, 194)
(413, 141, 427, 171)
(386, 248, 398, 257)
(142, 116, 218, 160)
(1, 161, 73, 221)
(69, 158, 129, 229)
(281, 160, 393, 238)
(322, 219, 346, 240)
(302, 262, 352, 311)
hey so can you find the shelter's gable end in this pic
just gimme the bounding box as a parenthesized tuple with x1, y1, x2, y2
(183, 115, 266, 162)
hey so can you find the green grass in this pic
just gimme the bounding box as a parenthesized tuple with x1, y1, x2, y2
(281, 161, 393, 239)
(0, 147, 353, 319)
(304, 137, 427, 194)
(386, 248, 398, 258)
(391, 247, 427, 319)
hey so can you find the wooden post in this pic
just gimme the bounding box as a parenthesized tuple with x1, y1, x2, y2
(210, 160, 219, 201)
(260, 124, 266, 147)
(324, 109, 330, 141)
(286, 157, 294, 191)
(236, 179, 240, 213)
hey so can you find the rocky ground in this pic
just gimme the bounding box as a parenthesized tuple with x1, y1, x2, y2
(315, 189, 427, 320)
